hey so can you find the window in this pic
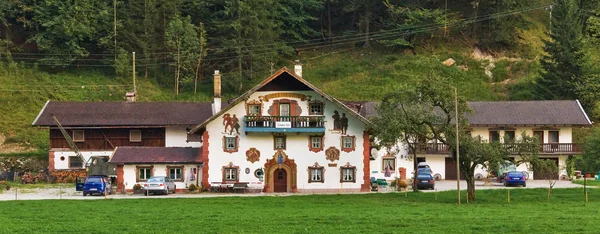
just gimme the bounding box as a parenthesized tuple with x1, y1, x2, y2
(279, 103, 290, 116)
(225, 168, 237, 181)
(382, 157, 396, 171)
(168, 167, 183, 181)
(248, 104, 261, 115)
(341, 136, 356, 152)
(548, 131, 559, 143)
(504, 131, 515, 142)
(223, 136, 239, 153)
(489, 131, 500, 142)
(308, 135, 324, 153)
(274, 136, 286, 150)
(69, 156, 83, 168)
(130, 130, 142, 142)
(340, 166, 356, 183)
(72, 130, 84, 142)
(309, 168, 323, 183)
(137, 167, 152, 181)
(309, 102, 324, 115)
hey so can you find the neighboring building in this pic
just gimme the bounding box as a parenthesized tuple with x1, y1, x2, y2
(368, 100, 592, 181)
(32, 66, 593, 193)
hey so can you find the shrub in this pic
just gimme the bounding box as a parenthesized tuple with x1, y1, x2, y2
(397, 179, 408, 188)
(188, 184, 198, 192)
(132, 184, 142, 190)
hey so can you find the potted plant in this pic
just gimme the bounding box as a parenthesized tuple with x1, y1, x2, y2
(133, 183, 143, 194)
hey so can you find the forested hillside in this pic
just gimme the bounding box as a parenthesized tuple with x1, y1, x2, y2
(1, 0, 600, 152)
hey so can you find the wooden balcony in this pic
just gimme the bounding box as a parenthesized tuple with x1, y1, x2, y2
(408, 143, 583, 155)
(244, 116, 325, 133)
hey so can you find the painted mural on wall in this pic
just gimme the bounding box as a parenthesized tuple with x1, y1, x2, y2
(325, 146, 340, 162)
(223, 113, 240, 135)
(246, 148, 260, 163)
(332, 110, 349, 134)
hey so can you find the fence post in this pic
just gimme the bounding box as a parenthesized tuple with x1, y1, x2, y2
(60, 186, 62, 200)
(15, 187, 17, 200)
(508, 190, 510, 203)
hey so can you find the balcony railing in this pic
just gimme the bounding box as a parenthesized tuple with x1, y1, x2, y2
(408, 143, 583, 154)
(244, 116, 325, 133)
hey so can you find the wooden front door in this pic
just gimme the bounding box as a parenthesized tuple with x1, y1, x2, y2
(273, 169, 287, 192)
(445, 157, 462, 180)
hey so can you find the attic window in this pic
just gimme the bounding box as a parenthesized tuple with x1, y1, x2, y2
(309, 101, 324, 115)
(130, 130, 142, 142)
(72, 130, 84, 142)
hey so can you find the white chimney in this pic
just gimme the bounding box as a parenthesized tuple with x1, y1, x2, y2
(212, 70, 222, 115)
(294, 60, 302, 77)
(126, 92, 136, 102)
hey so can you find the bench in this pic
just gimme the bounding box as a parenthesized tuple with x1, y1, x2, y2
(233, 182, 248, 193)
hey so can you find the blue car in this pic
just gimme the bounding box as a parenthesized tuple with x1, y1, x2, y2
(416, 173, 435, 190)
(83, 175, 112, 196)
(503, 171, 527, 187)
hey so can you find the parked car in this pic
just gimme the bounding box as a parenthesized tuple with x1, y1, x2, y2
(416, 173, 435, 190)
(417, 162, 433, 175)
(83, 175, 112, 196)
(143, 176, 176, 195)
(503, 171, 527, 187)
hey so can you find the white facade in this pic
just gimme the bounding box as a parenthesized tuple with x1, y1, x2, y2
(52, 150, 114, 170)
(165, 127, 201, 147)
(204, 90, 368, 192)
(122, 164, 200, 190)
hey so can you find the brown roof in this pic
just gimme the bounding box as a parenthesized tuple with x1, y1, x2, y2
(467, 100, 591, 126)
(32, 101, 213, 127)
(353, 100, 591, 126)
(110, 146, 201, 164)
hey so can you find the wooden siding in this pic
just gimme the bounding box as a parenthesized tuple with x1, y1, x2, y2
(50, 128, 165, 150)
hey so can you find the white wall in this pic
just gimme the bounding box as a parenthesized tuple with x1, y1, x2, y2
(51, 150, 114, 170)
(122, 164, 200, 190)
(165, 127, 201, 147)
(471, 127, 573, 143)
(205, 90, 367, 191)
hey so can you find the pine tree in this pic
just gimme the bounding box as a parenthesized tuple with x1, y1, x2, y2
(535, 0, 587, 100)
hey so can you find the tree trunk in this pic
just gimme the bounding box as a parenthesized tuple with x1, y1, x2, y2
(327, 0, 332, 40)
(466, 174, 476, 202)
(363, 12, 370, 47)
(194, 60, 200, 95)
(175, 40, 180, 96)
(412, 151, 419, 191)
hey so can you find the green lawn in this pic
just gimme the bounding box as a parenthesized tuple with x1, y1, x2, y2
(572, 179, 600, 187)
(1, 188, 599, 233)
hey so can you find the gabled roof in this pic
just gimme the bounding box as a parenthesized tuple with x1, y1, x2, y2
(189, 67, 370, 134)
(353, 100, 592, 126)
(467, 100, 592, 126)
(32, 101, 214, 127)
(110, 146, 201, 164)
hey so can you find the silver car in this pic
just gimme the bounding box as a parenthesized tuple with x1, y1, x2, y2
(143, 176, 176, 195)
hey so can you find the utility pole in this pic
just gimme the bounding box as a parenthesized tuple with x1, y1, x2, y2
(455, 87, 460, 205)
(132, 52, 136, 94)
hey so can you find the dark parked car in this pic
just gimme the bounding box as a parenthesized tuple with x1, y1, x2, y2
(504, 171, 527, 187)
(416, 173, 435, 190)
(83, 175, 112, 196)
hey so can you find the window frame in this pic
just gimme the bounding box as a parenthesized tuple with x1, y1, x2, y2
(167, 166, 184, 182)
(223, 136, 239, 153)
(274, 135, 286, 150)
(308, 101, 324, 115)
(504, 130, 515, 142)
(129, 130, 142, 142)
(339, 164, 356, 183)
(340, 135, 356, 153)
(68, 156, 83, 169)
(136, 166, 153, 182)
(489, 130, 500, 143)
(548, 131, 559, 143)
(308, 135, 324, 153)
(382, 156, 396, 171)
(279, 103, 291, 116)
(222, 163, 240, 183)
(247, 104, 261, 116)
(308, 163, 325, 183)
(72, 130, 85, 142)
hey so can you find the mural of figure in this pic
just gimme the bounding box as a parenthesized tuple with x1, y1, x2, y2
(231, 114, 240, 135)
(340, 113, 348, 135)
(332, 110, 341, 130)
(223, 114, 233, 133)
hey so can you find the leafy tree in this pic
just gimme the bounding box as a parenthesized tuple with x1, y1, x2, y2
(576, 127, 600, 175)
(535, 0, 587, 100)
(532, 159, 559, 201)
(165, 15, 200, 96)
(381, 0, 445, 51)
(371, 74, 539, 201)
(31, 0, 112, 65)
(194, 22, 208, 95)
(471, 0, 531, 49)
(342, 0, 385, 47)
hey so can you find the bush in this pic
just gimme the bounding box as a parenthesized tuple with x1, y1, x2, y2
(188, 184, 198, 192)
(0, 181, 10, 191)
(132, 184, 142, 190)
(397, 179, 408, 189)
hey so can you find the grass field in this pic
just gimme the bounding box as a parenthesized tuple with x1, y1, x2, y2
(572, 179, 600, 187)
(0, 188, 599, 233)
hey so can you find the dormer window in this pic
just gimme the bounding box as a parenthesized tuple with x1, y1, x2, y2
(130, 130, 142, 142)
(246, 100, 262, 116)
